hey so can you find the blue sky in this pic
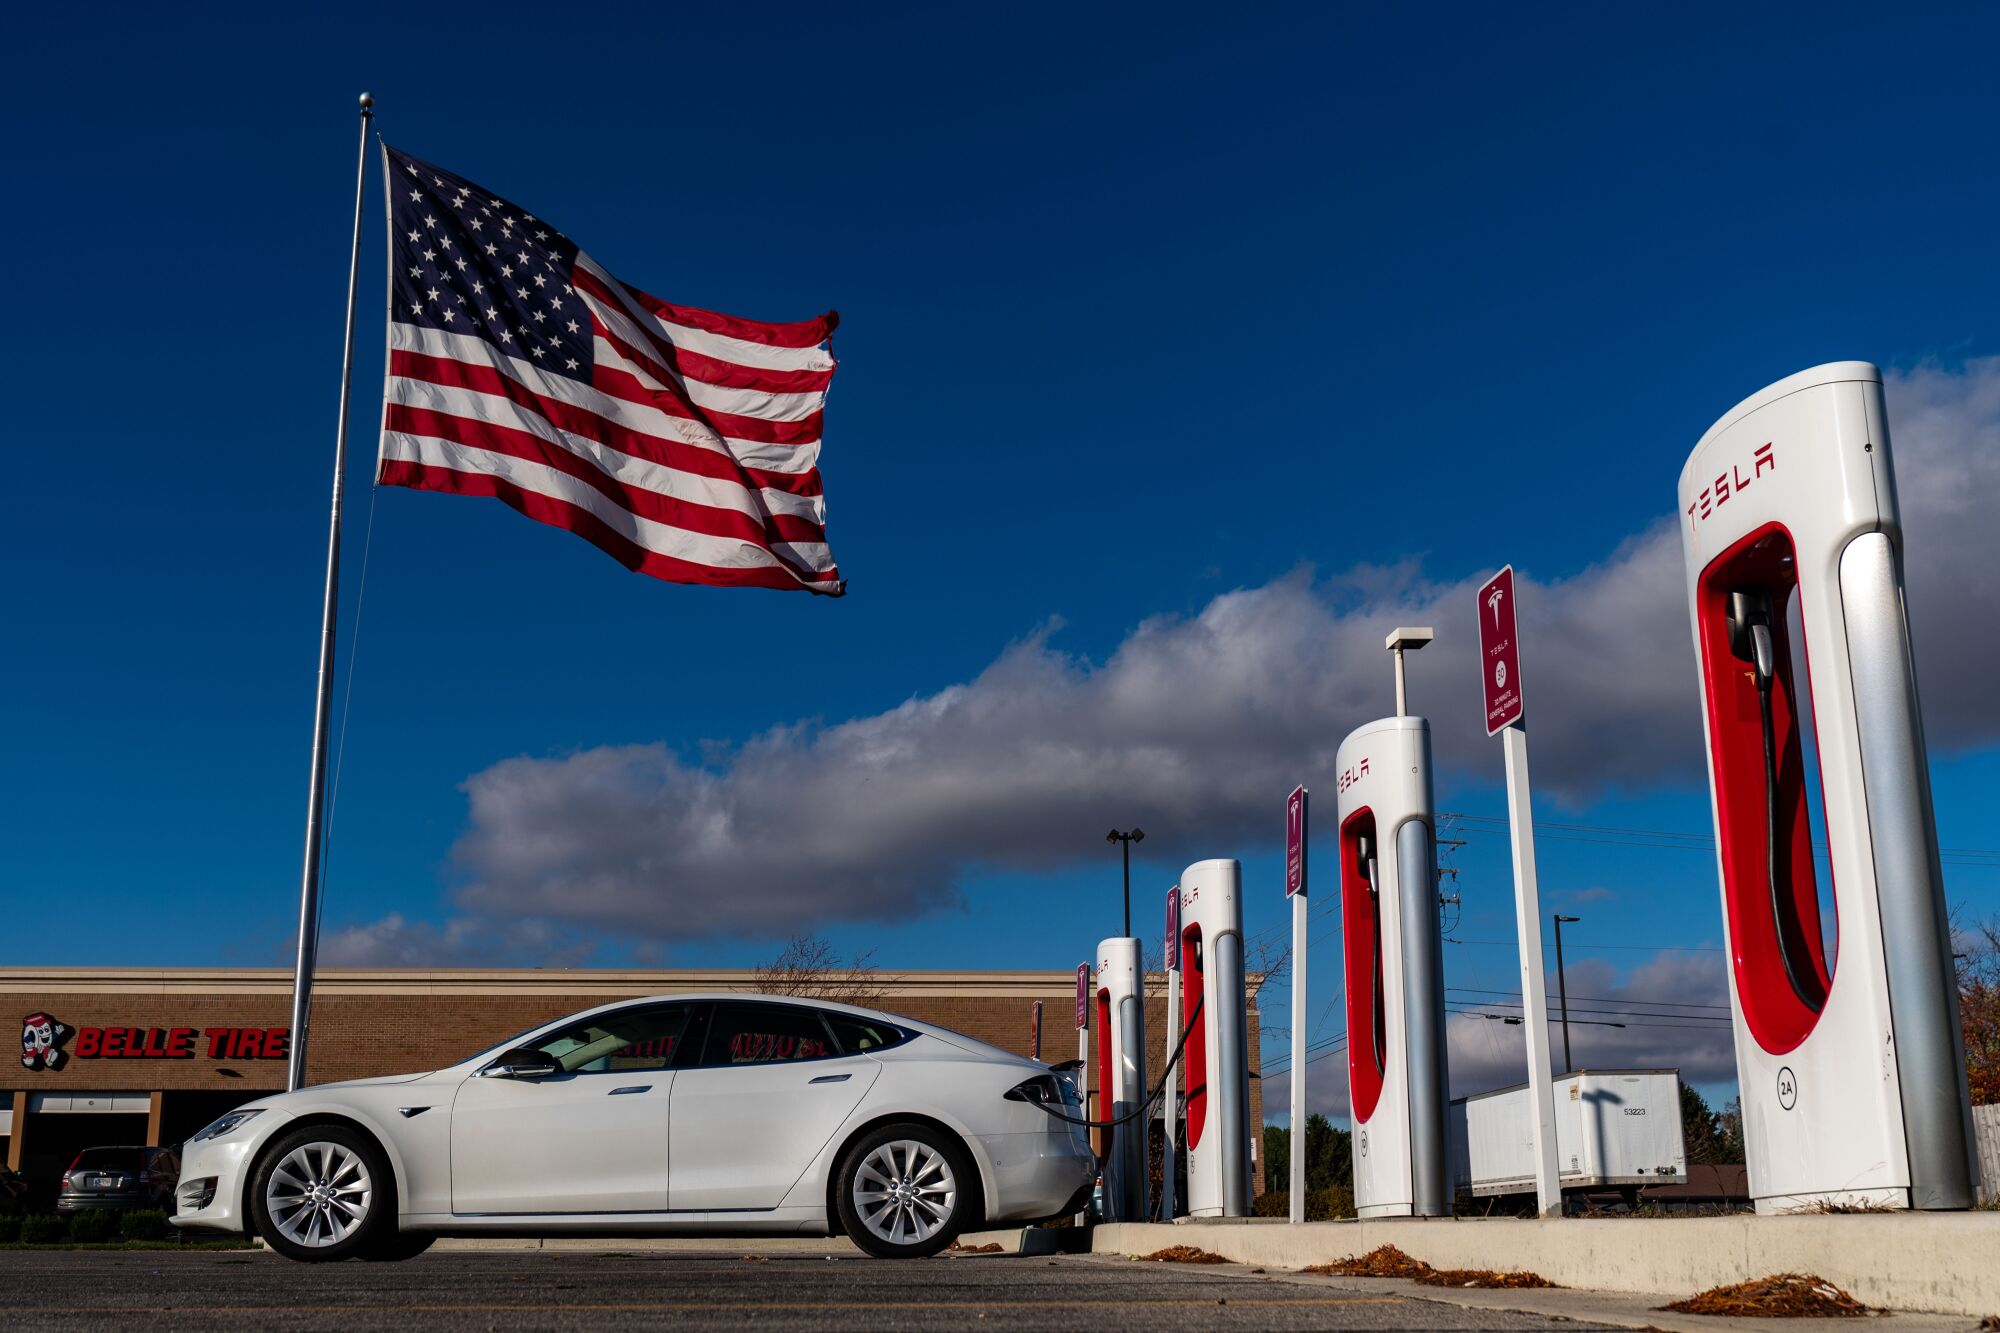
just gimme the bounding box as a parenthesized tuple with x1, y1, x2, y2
(7, 3, 1999, 1120)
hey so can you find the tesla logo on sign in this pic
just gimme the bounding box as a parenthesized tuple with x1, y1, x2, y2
(1285, 786, 1307, 898)
(1476, 566, 1525, 735)
(1686, 441, 1776, 531)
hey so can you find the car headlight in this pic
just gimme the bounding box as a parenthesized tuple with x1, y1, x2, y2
(189, 1109, 264, 1143)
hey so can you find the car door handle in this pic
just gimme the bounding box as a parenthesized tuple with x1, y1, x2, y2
(608, 1085, 652, 1095)
(809, 1073, 851, 1084)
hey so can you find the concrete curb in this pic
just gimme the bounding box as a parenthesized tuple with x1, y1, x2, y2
(1091, 1215, 2000, 1318)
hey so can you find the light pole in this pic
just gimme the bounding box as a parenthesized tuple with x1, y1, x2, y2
(1385, 626, 1434, 716)
(1552, 914, 1580, 1072)
(1107, 828, 1144, 937)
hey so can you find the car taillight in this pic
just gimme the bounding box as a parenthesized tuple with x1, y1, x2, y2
(60, 1176, 73, 1189)
(1005, 1074, 1077, 1107)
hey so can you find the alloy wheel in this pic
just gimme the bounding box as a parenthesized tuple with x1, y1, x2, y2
(851, 1138, 957, 1246)
(264, 1141, 373, 1248)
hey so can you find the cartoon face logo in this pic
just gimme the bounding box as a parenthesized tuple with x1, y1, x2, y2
(21, 1012, 71, 1072)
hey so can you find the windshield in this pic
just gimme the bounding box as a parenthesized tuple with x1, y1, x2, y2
(72, 1148, 145, 1172)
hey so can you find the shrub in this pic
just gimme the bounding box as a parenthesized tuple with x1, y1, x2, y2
(19, 1215, 66, 1244)
(121, 1209, 171, 1242)
(1251, 1186, 1356, 1221)
(66, 1210, 120, 1243)
(0, 1216, 20, 1243)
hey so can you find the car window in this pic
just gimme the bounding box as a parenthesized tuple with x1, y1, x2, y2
(701, 1003, 837, 1066)
(824, 1014, 911, 1055)
(525, 1003, 693, 1074)
(73, 1148, 145, 1172)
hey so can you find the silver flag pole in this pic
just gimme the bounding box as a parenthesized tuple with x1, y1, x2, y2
(287, 92, 374, 1093)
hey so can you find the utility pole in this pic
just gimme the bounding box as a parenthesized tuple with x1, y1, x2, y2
(1106, 828, 1144, 937)
(1553, 914, 1580, 1073)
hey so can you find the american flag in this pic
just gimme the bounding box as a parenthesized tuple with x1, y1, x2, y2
(379, 146, 843, 594)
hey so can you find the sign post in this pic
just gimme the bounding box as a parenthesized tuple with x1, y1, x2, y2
(1161, 884, 1182, 1220)
(1285, 784, 1308, 1225)
(1477, 566, 1561, 1217)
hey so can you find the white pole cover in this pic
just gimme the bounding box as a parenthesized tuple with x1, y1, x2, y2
(1503, 723, 1562, 1215)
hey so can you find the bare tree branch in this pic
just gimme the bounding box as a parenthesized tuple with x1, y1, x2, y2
(749, 932, 893, 1007)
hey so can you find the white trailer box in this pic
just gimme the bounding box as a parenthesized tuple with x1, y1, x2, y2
(1448, 1069, 1687, 1197)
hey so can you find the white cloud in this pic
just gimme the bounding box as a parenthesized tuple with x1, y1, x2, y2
(326, 358, 2000, 960)
(316, 912, 597, 968)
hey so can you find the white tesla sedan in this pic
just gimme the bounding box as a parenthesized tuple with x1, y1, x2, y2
(171, 994, 1096, 1261)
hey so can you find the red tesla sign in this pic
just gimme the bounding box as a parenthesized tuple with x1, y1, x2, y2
(1285, 786, 1308, 897)
(1165, 884, 1181, 969)
(1477, 565, 1525, 735)
(1075, 963, 1090, 1029)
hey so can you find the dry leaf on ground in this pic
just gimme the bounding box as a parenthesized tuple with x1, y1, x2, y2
(1662, 1273, 1871, 1317)
(1137, 1245, 1233, 1264)
(1302, 1244, 1434, 1278)
(1300, 1244, 1557, 1288)
(1418, 1267, 1558, 1290)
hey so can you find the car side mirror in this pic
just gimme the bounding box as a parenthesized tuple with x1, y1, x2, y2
(483, 1047, 562, 1080)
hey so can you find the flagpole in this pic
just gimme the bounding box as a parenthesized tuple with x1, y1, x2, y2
(287, 92, 374, 1093)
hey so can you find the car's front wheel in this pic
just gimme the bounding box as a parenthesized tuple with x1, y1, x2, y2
(835, 1123, 973, 1259)
(250, 1125, 393, 1262)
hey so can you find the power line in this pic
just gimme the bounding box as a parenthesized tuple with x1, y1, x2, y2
(1438, 811, 2000, 867)
(1448, 985, 1732, 1013)
(1445, 936, 1724, 953)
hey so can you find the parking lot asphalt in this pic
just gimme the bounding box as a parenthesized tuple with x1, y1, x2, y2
(0, 1246, 1631, 1332)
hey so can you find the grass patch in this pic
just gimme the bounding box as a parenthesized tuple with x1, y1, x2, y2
(1662, 1273, 1872, 1317)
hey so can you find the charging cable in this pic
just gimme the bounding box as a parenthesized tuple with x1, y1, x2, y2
(1744, 611, 1823, 1012)
(1029, 993, 1204, 1131)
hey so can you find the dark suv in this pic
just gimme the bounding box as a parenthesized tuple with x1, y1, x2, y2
(56, 1146, 179, 1215)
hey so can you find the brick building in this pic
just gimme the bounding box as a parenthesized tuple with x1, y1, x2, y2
(3, 967, 1261, 1197)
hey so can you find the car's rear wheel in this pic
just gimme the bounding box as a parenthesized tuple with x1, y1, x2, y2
(250, 1125, 392, 1263)
(835, 1123, 972, 1259)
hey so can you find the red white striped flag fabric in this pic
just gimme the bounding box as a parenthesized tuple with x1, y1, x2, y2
(379, 145, 843, 594)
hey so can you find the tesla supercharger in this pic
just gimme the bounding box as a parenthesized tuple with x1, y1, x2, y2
(1680, 361, 1978, 1212)
(1179, 859, 1252, 1217)
(1334, 716, 1450, 1218)
(1096, 935, 1147, 1222)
